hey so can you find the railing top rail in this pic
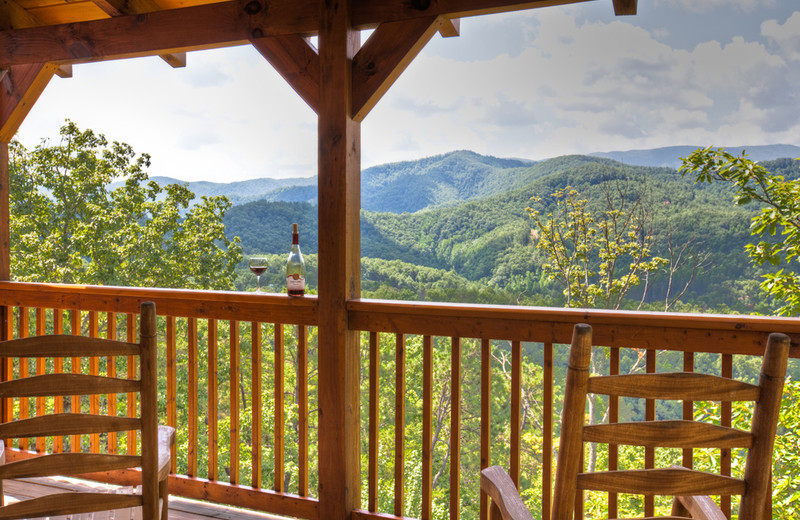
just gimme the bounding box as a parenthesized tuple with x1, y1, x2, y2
(348, 299, 800, 358)
(0, 281, 318, 325)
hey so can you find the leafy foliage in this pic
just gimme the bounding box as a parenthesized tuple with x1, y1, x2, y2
(681, 148, 800, 315)
(10, 121, 242, 289)
(527, 182, 667, 309)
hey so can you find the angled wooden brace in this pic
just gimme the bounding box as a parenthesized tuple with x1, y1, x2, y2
(251, 35, 320, 114)
(352, 15, 452, 122)
(0, 63, 59, 142)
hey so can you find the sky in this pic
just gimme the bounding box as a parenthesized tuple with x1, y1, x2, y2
(13, 0, 800, 183)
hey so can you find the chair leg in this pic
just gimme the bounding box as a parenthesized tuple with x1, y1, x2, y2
(159, 478, 169, 520)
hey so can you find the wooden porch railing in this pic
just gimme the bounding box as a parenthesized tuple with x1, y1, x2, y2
(0, 282, 798, 520)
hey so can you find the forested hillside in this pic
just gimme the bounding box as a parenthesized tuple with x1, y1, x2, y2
(225, 153, 800, 311)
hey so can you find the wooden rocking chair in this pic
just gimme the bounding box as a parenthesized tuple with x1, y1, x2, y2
(0, 301, 175, 520)
(482, 323, 790, 520)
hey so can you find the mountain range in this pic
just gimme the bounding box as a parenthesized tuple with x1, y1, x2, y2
(153, 144, 800, 212)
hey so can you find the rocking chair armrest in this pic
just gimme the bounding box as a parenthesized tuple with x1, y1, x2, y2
(480, 466, 534, 520)
(672, 495, 727, 520)
(157, 425, 176, 481)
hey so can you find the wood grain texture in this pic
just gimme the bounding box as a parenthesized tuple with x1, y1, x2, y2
(316, 0, 362, 517)
(0, 334, 138, 358)
(551, 324, 591, 520)
(0, 302, 172, 520)
(251, 34, 319, 113)
(480, 465, 534, 520)
(674, 495, 727, 520)
(352, 16, 440, 121)
(577, 467, 745, 496)
(0, 63, 57, 142)
(587, 372, 759, 401)
(273, 322, 284, 493)
(0, 373, 139, 397)
(0, 452, 141, 480)
(0, 413, 141, 438)
(582, 420, 752, 449)
(394, 333, 405, 516)
(739, 332, 790, 519)
(368, 332, 379, 512)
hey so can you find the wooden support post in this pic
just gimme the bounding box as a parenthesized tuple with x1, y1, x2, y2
(0, 142, 9, 424)
(317, 0, 361, 518)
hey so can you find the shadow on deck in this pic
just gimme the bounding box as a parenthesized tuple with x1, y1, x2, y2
(3, 477, 291, 520)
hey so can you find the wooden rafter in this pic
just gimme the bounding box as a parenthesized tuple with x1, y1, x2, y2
(250, 35, 320, 113)
(0, 0, 70, 77)
(0, 0, 597, 67)
(88, 0, 188, 68)
(613, 0, 637, 15)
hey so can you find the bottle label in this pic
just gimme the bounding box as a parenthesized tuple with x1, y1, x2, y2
(287, 274, 305, 291)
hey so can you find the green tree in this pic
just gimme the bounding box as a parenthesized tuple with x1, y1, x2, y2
(680, 147, 800, 316)
(10, 120, 242, 289)
(527, 183, 667, 309)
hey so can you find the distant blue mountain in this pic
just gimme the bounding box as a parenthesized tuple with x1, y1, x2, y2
(589, 144, 800, 169)
(129, 146, 799, 213)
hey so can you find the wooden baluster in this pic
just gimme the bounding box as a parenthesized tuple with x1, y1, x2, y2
(644, 348, 656, 517)
(107, 312, 117, 454)
(682, 352, 694, 469)
(89, 310, 100, 453)
(274, 323, 285, 492)
(298, 325, 308, 497)
(422, 335, 433, 520)
(166, 315, 177, 472)
(230, 320, 240, 485)
(394, 333, 406, 517)
(71, 309, 82, 453)
(480, 338, 491, 520)
(251, 321, 263, 489)
(18, 307, 28, 451)
(53, 309, 64, 453)
(510, 340, 521, 486)
(608, 346, 620, 518)
(450, 336, 461, 520)
(368, 331, 380, 512)
(126, 312, 137, 456)
(208, 318, 219, 481)
(188, 317, 198, 477)
(721, 353, 733, 517)
(542, 342, 553, 520)
(35, 308, 46, 453)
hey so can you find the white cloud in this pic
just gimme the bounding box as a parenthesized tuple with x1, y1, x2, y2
(13, 4, 800, 181)
(763, 12, 800, 61)
(655, 0, 774, 14)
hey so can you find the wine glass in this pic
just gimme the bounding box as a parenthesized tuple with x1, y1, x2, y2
(249, 256, 268, 293)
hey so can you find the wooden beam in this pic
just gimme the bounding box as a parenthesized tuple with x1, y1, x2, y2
(0, 63, 58, 142)
(351, 16, 441, 122)
(89, 0, 189, 68)
(0, 0, 319, 67)
(439, 17, 460, 38)
(316, 0, 361, 518)
(613, 0, 637, 15)
(350, 0, 593, 29)
(0, 0, 72, 78)
(55, 64, 72, 78)
(0, 0, 599, 67)
(251, 35, 319, 113)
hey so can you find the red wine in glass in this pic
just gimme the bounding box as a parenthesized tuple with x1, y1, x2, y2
(249, 257, 268, 292)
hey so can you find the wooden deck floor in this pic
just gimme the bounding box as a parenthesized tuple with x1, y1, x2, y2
(3, 477, 292, 520)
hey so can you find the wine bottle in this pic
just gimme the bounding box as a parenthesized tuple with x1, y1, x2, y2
(286, 223, 306, 296)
